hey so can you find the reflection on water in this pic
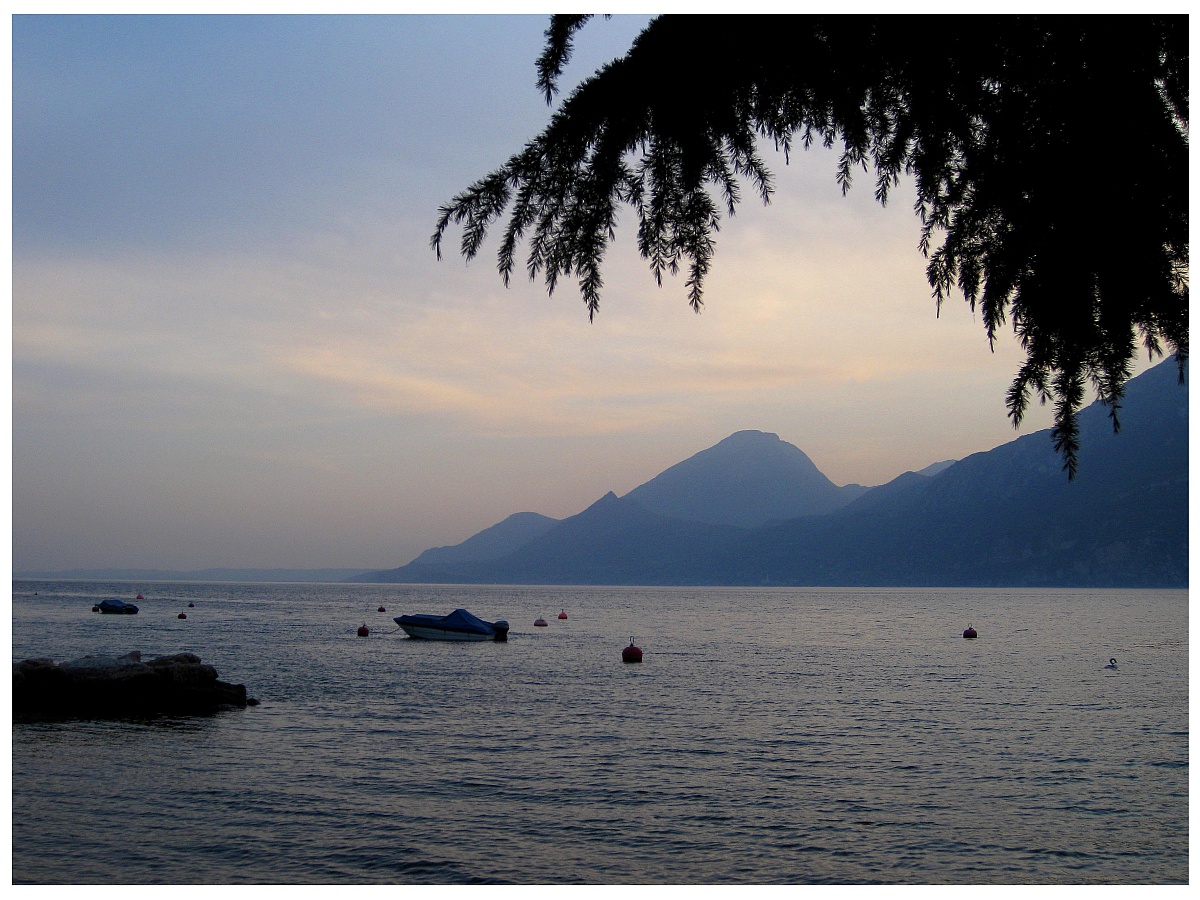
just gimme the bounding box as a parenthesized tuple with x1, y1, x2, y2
(12, 582, 1189, 884)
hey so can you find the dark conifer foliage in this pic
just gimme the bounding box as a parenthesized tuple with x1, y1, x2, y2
(432, 15, 1188, 477)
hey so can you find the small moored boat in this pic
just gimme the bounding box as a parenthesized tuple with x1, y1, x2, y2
(97, 599, 139, 615)
(394, 608, 509, 642)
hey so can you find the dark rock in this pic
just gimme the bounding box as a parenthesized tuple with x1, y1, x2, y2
(12, 652, 257, 720)
(145, 652, 201, 667)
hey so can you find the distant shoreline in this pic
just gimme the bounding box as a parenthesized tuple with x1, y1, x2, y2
(12, 574, 1188, 590)
(12, 568, 374, 585)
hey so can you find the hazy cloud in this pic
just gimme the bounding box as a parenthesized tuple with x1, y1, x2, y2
(13, 15, 1121, 572)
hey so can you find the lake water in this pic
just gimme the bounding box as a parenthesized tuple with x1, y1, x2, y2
(10, 581, 1189, 884)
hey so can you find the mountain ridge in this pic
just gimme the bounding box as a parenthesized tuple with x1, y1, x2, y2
(623, 429, 868, 527)
(353, 357, 1186, 588)
(405, 511, 561, 569)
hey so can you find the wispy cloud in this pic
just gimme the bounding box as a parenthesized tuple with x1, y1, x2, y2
(14, 179, 1046, 454)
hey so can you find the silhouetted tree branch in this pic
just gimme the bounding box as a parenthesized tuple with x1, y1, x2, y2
(433, 15, 1188, 478)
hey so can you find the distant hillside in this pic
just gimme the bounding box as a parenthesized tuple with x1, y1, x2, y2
(353, 427, 875, 584)
(347, 512, 560, 583)
(472, 491, 743, 585)
(623, 429, 867, 526)
(355, 357, 1186, 588)
(914, 459, 955, 477)
(725, 356, 1188, 587)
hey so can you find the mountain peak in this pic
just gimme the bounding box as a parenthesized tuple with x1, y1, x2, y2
(581, 491, 621, 512)
(722, 429, 781, 443)
(623, 430, 864, 528)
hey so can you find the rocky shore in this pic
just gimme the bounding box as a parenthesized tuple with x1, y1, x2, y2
(12, 651, 258, 719)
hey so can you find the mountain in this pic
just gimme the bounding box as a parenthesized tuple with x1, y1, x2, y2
(352, 427, 867, 584)
(914, 459, 955, 477)
(623, 429, 867, 526)
(355, 358, 1187, 587)
(727, 357, 1188, 587)
(402, 512, 560, 568)
(474, 491, 742, 585)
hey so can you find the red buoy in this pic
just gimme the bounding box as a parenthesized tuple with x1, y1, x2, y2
(178, 613, 187, 619)
(357, 624, 370, 637)
(377, 606, 386, 612)
(534, 618, 548, 627)
(558, 610, 568, 619)
(622, 639, 643, 663)
(963, 626, 978, 639)
(135, 594, 144, 600)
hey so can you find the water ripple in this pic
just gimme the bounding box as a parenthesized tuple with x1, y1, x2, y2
(12, 582, 1189, 884)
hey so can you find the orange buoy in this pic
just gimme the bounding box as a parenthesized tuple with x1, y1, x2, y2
(622, 639, 643, 663)
(534, 618, 548, 627)
(558, 610, 568, 619)
(178, 613, 187, 619)
(135, 594, 144, 600)
(357, 623, 370, 637)
(377, 606, 386, 612)
(963, 625, 978, 639)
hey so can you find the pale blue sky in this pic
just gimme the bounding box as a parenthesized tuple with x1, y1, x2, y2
(13, 13, 1130, 572)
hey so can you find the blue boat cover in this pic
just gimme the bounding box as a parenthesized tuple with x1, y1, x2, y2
(394, 608, 494, 635)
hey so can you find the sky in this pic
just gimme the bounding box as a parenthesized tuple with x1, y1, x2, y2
(10, 13, 1159, 573)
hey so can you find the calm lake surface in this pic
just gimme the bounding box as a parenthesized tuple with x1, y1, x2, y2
(11, 581, 1188, 884)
